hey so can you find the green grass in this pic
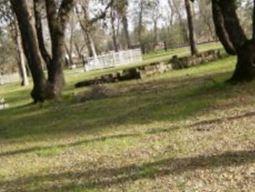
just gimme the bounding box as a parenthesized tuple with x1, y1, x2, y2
(0, 46, 254, 191)
(143, 42, 222, 60)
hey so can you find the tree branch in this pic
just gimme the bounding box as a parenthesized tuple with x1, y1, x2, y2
(253, 0, 255, 40)
(33, 0, 52, 67)
(218, 0, 247, 50)
(58, 0, 75, 25)
(212, 0, 236, 55)
(89, 0, 114, 24)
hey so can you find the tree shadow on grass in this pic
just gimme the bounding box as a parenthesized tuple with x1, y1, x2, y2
(0, 126, 180, 157)
(190, 110, 255, 131)
(2, 106, 254, 158)
(0, 71, 251, 141)
(1, 150, 254, 191)
(0, 133, 139, 157)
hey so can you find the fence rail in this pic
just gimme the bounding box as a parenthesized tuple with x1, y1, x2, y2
(85, 49, 143, 71)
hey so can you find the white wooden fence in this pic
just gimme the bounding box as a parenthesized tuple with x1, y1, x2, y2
(84, 49, 143, 71)
(0, 73, 20, 85)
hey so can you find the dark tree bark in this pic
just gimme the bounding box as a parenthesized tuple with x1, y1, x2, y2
(45, 0, 74, 99)
(230, 40, 255, 82)
(212, 0, 236, 55)
(184, 0, 198, 55)
(33, 0, 52, 69)
(216, 0, 255, 82)
(10, 0, 46, 102)
(218, 0, 247, 50)
(253, 0, 255, 40)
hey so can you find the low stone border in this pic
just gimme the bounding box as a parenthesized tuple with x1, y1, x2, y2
(75, 49, 227, 88)
(75, 68, 141, 88)
(171, 49, 226, 70)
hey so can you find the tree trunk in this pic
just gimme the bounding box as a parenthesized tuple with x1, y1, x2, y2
(46, 33, 65, 99)
(87, 32, 98, 58)
(218, 0, 247, 50)
(45, 0, 74, 99)
(64, 43, 74, 67)
(122, 15, 131, 49)
(217, 0, 252, 82)
(110, 9, 119, 52)
(172, 0, 188, 44)
(74, 43, 85, 65)
(184, 0, 198, 55)
(75, 5, 98, 58)
(33, 0, 52, 69)
(212, 0, 236, 55)
(77, 20, 94, 57)
(83, 29, 98, 58)
(11, 0, 46, 102)
(167, 0, 175, 26)
(253, 0, 255, 40)
(138, 0, 144, 51)
(66, 14, 75, 66)
(153, 19, 159, 47)
(15, 25, 29, 86)
(230, 40, 255, 82)
(84, 32, 94, 57)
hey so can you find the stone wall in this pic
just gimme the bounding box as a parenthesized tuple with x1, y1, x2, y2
(138, 62, 172, 79)
(171, 49, 226, 70)
(75, 68, 141, 88)
(75, 49, 227, 88)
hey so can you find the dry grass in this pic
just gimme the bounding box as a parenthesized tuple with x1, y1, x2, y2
(0, 56, 254, 192)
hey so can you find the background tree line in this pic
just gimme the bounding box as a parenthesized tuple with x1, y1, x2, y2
(0, 0, 254, 102)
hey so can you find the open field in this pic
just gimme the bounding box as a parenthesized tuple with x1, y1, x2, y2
(0, 48, 254, 191)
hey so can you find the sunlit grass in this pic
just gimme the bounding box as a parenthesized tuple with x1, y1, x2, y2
(0, 50, 254, 191)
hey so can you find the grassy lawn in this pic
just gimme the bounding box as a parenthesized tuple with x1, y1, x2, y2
(143, 42, 222, 60)
(0, 53, 255, 191)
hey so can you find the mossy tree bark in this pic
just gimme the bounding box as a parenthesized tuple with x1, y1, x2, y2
(11, 0, 46, 103)
(214, 0, 255, 82)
